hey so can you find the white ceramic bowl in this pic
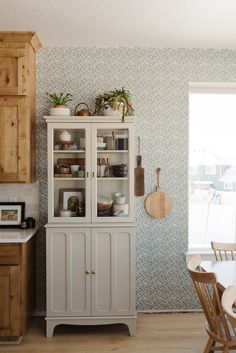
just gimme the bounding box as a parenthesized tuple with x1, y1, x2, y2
(97, 142, 106, 150)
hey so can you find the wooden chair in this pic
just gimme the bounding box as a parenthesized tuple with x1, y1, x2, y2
(187, 255, 236, 353)
(222, 285, 236, 330)
(211, 241, 236, 261)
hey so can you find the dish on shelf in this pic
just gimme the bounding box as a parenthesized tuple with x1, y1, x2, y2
(97, 142, 106, 150)
(97, 196, 113, 216)
(112, 164, 128, 177)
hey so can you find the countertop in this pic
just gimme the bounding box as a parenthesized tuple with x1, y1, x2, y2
(0, 227, 38, 243)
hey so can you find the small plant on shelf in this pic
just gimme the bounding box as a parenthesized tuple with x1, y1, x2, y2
(47, 92, 73, 116)
(95, 87, 134, 122)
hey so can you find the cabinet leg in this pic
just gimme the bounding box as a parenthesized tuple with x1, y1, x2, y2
(46, 321, 55, 338)
(127, 319, 136, 336)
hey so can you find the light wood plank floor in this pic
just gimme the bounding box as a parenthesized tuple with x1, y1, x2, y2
(0, 313, 221, 353)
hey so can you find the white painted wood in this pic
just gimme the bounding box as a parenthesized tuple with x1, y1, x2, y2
(45, 117, 136, 337)
(91, 228, 136, 316)
(46, 316, 137, 338)
(46, 228, 91, 316)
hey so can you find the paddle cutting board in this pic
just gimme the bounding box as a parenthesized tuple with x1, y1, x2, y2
(145, 167, 171, 219)
(134, 137, 145, 196)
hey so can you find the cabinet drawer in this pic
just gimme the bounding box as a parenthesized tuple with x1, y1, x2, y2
(0, 244, 20, 265)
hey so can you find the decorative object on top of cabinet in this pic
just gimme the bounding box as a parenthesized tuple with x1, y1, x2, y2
(145, 167, 171, 219)
(0, 32, 42, 183)
(47, 92, 72, 116)
(134, 136, 145, 196)
(95, 87, 134, 122)
(74, 102, 92, 116)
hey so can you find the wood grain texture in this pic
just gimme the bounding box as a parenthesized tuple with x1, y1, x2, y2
(0, 266, 20, 337)
(0, 32, 41, 183)
(0, 313, 207, 352)
(0, 32, 42, 52)
(0, 237, 35, 339)
(145, 167, 171, 219)
(134, 156, 144, 196)
(145, 188, 171, 219)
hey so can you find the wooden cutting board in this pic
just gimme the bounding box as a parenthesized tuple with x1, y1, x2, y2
(145, 167, 171, 219)
(134, 137, 145, 196)
(135, 155, 145, 196)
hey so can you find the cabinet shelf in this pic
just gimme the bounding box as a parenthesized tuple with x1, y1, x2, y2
(53, 177, 85, 181)
(53, 150, 85, 154)
(97, 150, 128, 153)
(97, 177, 128, 181)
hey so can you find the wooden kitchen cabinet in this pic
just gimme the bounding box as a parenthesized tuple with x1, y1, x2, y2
(0, 32, 42, 183)
(0, 238, 35, 340)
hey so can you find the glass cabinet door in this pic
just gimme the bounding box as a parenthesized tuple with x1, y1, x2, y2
(48, 124, 90, 222)
(92, 123, 134, 223)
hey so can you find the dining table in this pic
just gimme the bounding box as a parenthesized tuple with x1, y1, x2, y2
(201, 260, 236, 292)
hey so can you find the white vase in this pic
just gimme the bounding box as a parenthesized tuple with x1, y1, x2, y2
(102, 103, 124, 117)
(49, 106, 70, 116)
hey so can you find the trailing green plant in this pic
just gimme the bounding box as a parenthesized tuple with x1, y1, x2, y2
(47, 92, 73, 106)
(95, 87, 134, 122)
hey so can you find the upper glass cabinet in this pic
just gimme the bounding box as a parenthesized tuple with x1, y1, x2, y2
(45, 117, 134, 224)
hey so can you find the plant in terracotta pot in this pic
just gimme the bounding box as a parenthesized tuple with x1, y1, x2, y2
(95, 88, 134, 122)
(47, 92, 73, 116)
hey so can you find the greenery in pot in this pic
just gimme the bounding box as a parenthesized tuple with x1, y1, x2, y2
(95, 87, 134, 122)
(47, 92, 73, 107)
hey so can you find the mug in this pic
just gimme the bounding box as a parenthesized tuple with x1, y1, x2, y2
(114, 192, 125, 205)
(97, 165, 106, 177)
(71, 165, 79, 176)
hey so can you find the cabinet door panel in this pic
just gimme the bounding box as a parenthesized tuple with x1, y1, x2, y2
(0, 97, 28, 182)
(47, 228, 91, 316)
(0, 266, 20, 337)
(0, 48, 27, 95)
(91, 228, 135, 316)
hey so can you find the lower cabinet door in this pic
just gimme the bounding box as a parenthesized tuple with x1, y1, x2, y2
(46, 228, 91, 316)
(0, 266, 20, 337)
(91, 228, 136, 316)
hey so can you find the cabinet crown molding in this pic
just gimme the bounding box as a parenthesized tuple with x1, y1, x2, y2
(0, 31, 42, 52)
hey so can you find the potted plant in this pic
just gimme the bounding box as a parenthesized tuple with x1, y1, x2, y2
(47, 92, 73, 116)
(95, 88, 134, 122)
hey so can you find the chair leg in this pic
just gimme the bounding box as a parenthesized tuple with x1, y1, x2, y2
(203, 338, 215, 353)
(222, 346, 228, 353)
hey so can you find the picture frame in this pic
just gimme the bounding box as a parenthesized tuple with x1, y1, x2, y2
(59, 188, 85, 216)
(0, 202, 25, 228)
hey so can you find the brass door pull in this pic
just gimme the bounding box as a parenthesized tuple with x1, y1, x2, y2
(85, 271, 90, 275)
(91, 270, 96, 274)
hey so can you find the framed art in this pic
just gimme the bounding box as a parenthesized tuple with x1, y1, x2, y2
(59, 188, 85, 216)
(0, 202, 25, 228)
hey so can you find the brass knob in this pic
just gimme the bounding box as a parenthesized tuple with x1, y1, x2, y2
(91, 270, 96, 275)
(86, 171, 89, 178)
(85, 271, 90, 275)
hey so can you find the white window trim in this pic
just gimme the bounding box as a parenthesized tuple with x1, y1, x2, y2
(188, 82, 236, 253)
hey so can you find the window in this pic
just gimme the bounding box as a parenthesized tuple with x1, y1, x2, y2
(205, 165, 216, 175)
(189, 84, 236, 250)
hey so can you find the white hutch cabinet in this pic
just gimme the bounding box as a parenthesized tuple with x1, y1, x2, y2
(45, 116, 136, 337)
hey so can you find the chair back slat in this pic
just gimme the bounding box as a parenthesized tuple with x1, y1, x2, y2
(187, 256, 232, 341)
(211, 241, 236, 261)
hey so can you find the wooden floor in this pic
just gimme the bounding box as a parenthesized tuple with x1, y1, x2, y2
(0, 313, 223, 353)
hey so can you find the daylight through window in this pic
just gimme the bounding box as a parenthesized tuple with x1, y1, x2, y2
(189, 88, 236, 249)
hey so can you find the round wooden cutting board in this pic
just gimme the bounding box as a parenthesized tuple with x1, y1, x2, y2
(145, 168, 171, 219)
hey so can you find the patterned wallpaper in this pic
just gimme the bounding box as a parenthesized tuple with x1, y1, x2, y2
(36, 47, 236, 312)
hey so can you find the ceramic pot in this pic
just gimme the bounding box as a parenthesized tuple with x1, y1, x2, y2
(49, 106, 70, 116)
(102, 103, 124, 117)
